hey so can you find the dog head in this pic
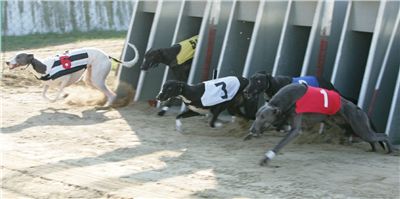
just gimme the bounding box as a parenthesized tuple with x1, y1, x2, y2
(141, 48, 163, 71)
(243, 71, 271, 99)
(6, 53, 34, 69)
(156, 80, 185, 102)
(249, 103, 281, 135)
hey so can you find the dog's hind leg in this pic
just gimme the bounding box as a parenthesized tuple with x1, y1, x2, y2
(340, 99, 392, 153)
(83, 67, 95, 88)
(93, 80, 116, 107)
(90, 62, 116, 107)
(369, 142, 377, 152)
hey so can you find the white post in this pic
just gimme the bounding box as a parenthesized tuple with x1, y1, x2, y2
(375, 10, 400, 91)
(385, 64, 400, 135)
(134, 0, 164, 102)
(272, 0, 292, 76)
(301, 0, 323, 76)
(216, 0, 237, 78)
(116, 1, 139, 82)
(157, 0, 186, 108)
(331, 0, 352, 84)
(181, 0, 212, 112)
(242, 0, 265, 78)
(357, 0, 387, 108)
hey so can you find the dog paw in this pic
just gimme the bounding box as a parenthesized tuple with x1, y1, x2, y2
(243, 133, 253, 141)
(158, 110, 166, 116)
(260, 150, 276, 166)
(176, 119, 183, 132)
(214, 122, 223, 128)
(259, 157, 270, 166)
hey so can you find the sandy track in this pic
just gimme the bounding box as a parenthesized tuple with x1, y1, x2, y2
(1, 40, 399, 198)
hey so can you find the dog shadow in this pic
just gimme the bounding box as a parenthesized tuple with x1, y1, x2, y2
(1, 107, 112, 134)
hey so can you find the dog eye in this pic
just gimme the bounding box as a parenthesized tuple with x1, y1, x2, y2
(257, 80, 261, 84)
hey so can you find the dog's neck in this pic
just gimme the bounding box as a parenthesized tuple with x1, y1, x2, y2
(265, 75, 292, 97)
(31, 58, 47, 74)
(160, 45, 181, 66)
(180, 83, 203, 102)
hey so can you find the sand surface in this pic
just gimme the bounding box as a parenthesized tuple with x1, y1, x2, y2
(1, 39, 399, 199)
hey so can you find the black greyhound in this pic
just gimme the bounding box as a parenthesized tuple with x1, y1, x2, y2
(243, 71, 338, 101)
(141, 35, 198, 116)
(245, 84, 392, 166)
(157, 76, 257, 132)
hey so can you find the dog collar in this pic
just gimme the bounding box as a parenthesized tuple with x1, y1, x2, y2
(265, 75, 271, 90)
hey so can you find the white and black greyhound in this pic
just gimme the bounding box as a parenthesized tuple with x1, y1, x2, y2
(245, 83, 393, 166)
(6, 44, 139, 107)
(156, 76, 257, 132)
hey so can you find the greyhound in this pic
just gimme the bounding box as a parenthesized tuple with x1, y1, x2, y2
(245, 84, 392, 166)
(156, 76, 256, 132)
(243, 71, 361, 133)
(6, 44, 139, 107)
(141, 35, 198, 116)
(243, 71, 339, 101)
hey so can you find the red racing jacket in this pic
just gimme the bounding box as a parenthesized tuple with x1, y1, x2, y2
(295, 86, 341, 115)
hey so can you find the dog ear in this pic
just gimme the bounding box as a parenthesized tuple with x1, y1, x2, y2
(27, 54, 34, 62)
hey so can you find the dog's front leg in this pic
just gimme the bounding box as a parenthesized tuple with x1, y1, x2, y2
(43, 78, 70, 103)
(260, 114, 302, 166)
(42, 85, 51, 101)
(158, 99, 172, 116)
(175, 109, 201, 132)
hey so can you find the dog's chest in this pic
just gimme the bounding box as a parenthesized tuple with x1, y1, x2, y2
(179, 95, 209, 114)
(179, 95, 192, 104)
(188, 105, 209, 114)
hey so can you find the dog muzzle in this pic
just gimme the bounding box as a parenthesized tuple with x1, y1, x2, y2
(156, 93, 167, 101)
(6, 61, 20, 70)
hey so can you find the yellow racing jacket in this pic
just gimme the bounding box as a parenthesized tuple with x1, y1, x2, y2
(176, 35, 198, 65)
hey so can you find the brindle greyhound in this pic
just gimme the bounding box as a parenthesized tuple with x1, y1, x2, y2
(141, 36, 197, 116)
(245, 84, 393, 166)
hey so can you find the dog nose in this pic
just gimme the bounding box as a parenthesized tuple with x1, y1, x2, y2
(5, 61, 10, 66)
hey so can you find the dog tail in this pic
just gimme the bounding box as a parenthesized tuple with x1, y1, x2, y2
(109, 42, 139, 68)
